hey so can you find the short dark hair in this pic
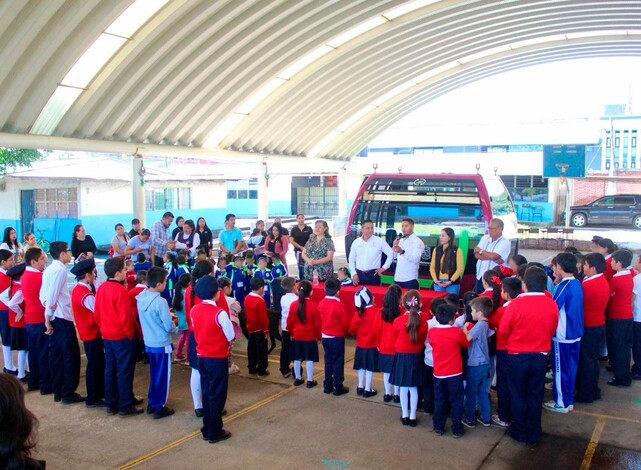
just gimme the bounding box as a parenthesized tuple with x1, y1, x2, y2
(115, 223, 124, 231)
(523, 266, 547, 293)
(553, 252, 578, 275)
(501, 277, 522, 300)
(469, 297, 492, 317)
(24, 247, 43, 266)
(584, 252, 606, 273)
(612, 248, 633, 268)
(49, 241, 68, 260)
(401, 218, 415, 225)
(435, 304, 457, 325)
(162, 211, 174, 219)
(281, 276, 296, 292)
(146, 267, 167, 288)
(510, 254, 528, 266)
(429, 297, 446, 314)
(225, 213, 236, 221)
(136, 270, 147, 283)
(136, 253, 146, 263)
(362, 219, 373, 226)
(250, 276, 265, 291)
(141, 229, 151, 237)
(324, 277, 341, 297)
(217, 277, 231, 289)
(104, 257, 125, 278)
(176, 216, 184, 224)
(131, 218, 140, 225)
(271, 253, 281, 261)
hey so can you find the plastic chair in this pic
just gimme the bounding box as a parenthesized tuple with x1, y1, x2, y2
(520, 203, 531, 221)
(531, 206, 543, 222)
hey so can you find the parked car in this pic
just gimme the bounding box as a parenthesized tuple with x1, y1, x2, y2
(569, 194, 641, 229)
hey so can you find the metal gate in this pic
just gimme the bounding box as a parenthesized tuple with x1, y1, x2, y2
(295, 186, 338, 217)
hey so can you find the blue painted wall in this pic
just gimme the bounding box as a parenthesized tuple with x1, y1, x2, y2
(513, 202, 554, 223)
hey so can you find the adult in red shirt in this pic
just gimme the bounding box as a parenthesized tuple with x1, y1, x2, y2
(287, 280, 320, 387)
(577, 253, 609, 402)
(191, 276, 234, 444)
(94, 257, 142, 416)
(21, 247, 50, 394)
(244, 277, 270, 376)
(70, 259, 105, 407)
(499, 266, 558, 446)
(606, 249, 635, 387)
(319, 278, 351, 396)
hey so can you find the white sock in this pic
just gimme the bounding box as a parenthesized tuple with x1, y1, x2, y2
(409, 387, 418, 419)
(365, 370, 373, 391)
(190, 369, 202, 409)
(2, 345, 15, 370)
(306, 361, 314, 381)
(17, 350, 27, 378)
(294, 360, 302, 379)
(358, 369, 365, 388)
(394, 385, 400, 395)
(383, 373, 392, 395)
(400, 387, 409, 418)
(25, 352, 29, 372)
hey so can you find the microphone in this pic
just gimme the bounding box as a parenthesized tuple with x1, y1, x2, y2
(396, 233, 403, 240)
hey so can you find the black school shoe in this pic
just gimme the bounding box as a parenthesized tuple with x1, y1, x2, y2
(323, 387, 333, 394)
(409, 419, 418, 427)
(607, 379, 630, 387)
(383, 394, 393, 403)
(3, 367, 18, 375)
(132, 396, 144, 406)
(401, 417, 410, 426)
(333, 386, 349, 396)
(293, 378, 304, 386)
(258, 370, 270, 377)
(119, 407, 144, 417)
(393, 395, 400, 403)
(356, 387, 364, 396)
(363, 389, 377, 398)
(195, 408, 204, 418)
(61, 393, 86, 405)
(209, 430, 232, 444)
(306, 380, 318, 389)
(154, 406, 175, 419)
(86, 399, 107, 408)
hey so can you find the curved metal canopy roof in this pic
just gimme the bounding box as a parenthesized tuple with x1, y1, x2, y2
(0, 0, 640, 161)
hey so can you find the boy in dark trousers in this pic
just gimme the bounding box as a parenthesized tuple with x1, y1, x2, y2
(499, 266, 558, 446)
(243, 277, 270, 376)
(577, 253, 609, 402)
(318, 278, 351, 396)
(606, 249, 635, 387)
(225, 255, 248, 306)
(270, 253, 288, 278)
(94, 257, 144, 417)
(191, 276, 235, 443)
(429, 304, 470, 438)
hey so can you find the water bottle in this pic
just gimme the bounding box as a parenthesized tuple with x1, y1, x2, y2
(313, 268, 319, 286)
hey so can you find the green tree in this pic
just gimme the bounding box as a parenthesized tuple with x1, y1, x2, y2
(0, 148, 45, 175)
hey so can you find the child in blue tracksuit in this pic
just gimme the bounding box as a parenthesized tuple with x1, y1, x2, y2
(253, 256, 273, 308)
(225, 255, 248, 306)
(545, 252, 583, 413)
(270, 253, 288, 278)
(136, 267, 177, 419)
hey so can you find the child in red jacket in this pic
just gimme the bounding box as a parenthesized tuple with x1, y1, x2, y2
(378, 284, 403, 403)
(349, 286, 380, 398)
(287, 280, 320, 388)
(319, 278, 350, 396)
(244, 277, 270, 376)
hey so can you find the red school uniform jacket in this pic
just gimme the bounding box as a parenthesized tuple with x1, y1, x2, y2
(94, 280, 138, 341)
(287, 298, 320, 341)
(71, 283, 100, 341)
(8, 282, 26, 328)
(378, 319, 397, 355)
(349, 306, 381, 348)
(490, 302, 509, 351)
(21, 268, 45, 324)
(480, 288, 504, 311)
(428, 325, 470, 378)
(392, 312, 428, 354)
(604, 256, 614, 281)
(184, 285, 203, 331)
(582, 273, 609, 327)
(191, 302, 230, 359)
(244, 292, 269, 334)
(499, 292, 558, 354)
(0, 270, 10, 311)
(608, 271, 634, 320)
(319, 296, 350, 337)
(128, 285, 146, 316)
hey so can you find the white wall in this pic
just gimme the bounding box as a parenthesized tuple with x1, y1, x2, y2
(0, 177, 81, 219)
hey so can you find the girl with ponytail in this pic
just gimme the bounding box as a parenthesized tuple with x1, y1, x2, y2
(378, 284, 402, 402)
(481, 270, 503, 312)
(349, 287, 380, 398)
(286, 280, 320, 388)
(389, 290, 428, 427)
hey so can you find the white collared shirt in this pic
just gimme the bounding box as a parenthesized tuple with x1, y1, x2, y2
(1, 283, 23, 316)
(475, 234, 511, 280)
(280, 292, 297, 331)
(202, 299, 235, 341)
(40, 259, 73, 322)
(348, 235, 394, 273)
(393, 233, 425, 283)
(77, 282, 95, 312)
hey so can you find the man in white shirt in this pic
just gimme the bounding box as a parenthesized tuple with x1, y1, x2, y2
(473, 218, 512, 293)
(392, 218, 425, 289)
(40, 241, 84, 404)
(348, 220, 394, 286)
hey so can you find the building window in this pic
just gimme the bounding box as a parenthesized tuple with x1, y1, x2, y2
(145, 187, 191, 211)
(35, 188, 78, 218)
(227, 179, 258, 200)
(500, 175, 548, 201)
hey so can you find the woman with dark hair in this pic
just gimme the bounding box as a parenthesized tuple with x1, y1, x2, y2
(196, 217, 213, 249)
(1, 227, 24, 262)
(174, 219, 200, 260)
(264, 224, 289, 262)
(302, 220, 334, 281)
(0, 373, 44, 469)
(171, 216, 185, 240)
(430, 227, 464, 294)
(70, 224, 97, 260)
(110, 223, 129, 258)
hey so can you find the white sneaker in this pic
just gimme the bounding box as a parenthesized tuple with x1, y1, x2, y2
(543, 401, 572, 413)
(228, 363, 240, 375)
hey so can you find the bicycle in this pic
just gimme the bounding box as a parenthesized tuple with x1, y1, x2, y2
(34, 228, 51, 254)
